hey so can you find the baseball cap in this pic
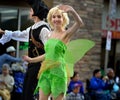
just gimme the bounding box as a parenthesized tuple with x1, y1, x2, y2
(6, 46, 16, 53)
(72, 83, 81, 90)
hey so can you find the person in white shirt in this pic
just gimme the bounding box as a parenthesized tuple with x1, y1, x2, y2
(0, 63, 14, 100)
(0, 0, 50, 100)
(0, 46, 22, 73)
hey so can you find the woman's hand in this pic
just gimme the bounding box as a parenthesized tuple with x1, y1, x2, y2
(58, 4, 74, 13)
(22, 54, 45, 63)
(22, 55, 32, 63)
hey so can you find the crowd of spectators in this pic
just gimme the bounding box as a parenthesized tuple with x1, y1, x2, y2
(0, 46, 27, 100)
(66, 68, 120, 100)
(1, 46, 120, 100)
(85, 68, 120, 100)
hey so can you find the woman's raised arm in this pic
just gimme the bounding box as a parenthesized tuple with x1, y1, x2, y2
(59, 5, 84, 36)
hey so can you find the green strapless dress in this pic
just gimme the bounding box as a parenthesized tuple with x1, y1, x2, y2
(35, 38, 68, 98)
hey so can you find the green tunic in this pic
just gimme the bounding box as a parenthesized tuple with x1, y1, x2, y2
(35, 38, 68, 98)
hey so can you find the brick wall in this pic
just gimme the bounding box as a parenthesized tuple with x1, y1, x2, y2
(53, 0, 104, 81)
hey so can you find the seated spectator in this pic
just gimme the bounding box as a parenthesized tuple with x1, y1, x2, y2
(66, 83, 84, 100)
(11, 63, 27, 100)
(89, 69, 110, 100)
(67, 71, 84, 94)
(0, 64, 14, 100)
(0, 46, 22, 73)
(106, 68, 120, 99)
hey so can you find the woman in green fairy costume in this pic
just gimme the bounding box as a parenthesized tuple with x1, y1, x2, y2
(23, 4, 84, 100)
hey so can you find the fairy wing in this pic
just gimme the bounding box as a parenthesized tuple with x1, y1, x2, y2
(64, 39, 95, 77)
